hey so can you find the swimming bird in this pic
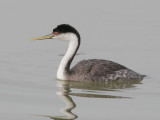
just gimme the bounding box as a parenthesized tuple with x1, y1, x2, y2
(31, 24, 145, 81)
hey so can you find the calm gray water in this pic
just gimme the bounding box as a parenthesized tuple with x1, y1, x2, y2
(0, 0, 160, 120)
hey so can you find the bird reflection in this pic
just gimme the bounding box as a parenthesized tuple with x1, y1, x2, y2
(41, 79, 142, 120)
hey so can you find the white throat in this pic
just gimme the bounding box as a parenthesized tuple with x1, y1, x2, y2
(57, 33, 79, 80)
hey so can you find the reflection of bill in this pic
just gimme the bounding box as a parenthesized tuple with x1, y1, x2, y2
(41, 79, 142, 120)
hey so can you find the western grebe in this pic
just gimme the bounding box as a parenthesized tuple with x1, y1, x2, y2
(31, 24, 145, 81)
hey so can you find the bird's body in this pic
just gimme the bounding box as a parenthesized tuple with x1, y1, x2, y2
(31, 24, 145, 81)
(68, 59, 144, 81)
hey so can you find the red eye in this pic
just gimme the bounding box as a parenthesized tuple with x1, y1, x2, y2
(54, 32, 58, 35)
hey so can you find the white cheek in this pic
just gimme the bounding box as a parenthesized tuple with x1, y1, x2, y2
(57, 34, 69, 41)
(56, 33, 77, 42)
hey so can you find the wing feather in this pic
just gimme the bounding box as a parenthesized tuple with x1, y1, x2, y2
(71, 59, 127, 76)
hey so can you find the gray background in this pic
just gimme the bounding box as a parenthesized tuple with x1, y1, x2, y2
(0, 0, 160, 120)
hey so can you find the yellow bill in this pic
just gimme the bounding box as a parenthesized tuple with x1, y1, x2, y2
(30, 34, 54, 41)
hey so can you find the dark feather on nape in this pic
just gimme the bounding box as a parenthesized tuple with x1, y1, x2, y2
(53, 24, 81, 41)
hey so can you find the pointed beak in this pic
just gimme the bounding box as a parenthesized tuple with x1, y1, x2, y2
(30, 33, 55, 41)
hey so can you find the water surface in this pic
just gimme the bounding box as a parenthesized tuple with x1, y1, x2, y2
(0, 0, 160, 120)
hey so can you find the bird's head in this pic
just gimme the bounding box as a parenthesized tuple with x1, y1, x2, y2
(31, 24, 80, 42)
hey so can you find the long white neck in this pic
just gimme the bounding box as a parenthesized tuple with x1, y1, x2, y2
(57, 33, 79, 80)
